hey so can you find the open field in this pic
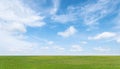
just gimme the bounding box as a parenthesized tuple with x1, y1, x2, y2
(0, 56, 120, 69)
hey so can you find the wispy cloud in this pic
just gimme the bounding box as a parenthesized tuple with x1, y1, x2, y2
(88, 32, 117, 40)
(0, 0, 45, 33)
(93, 47, 110, 52)
(116, 36, 120, 43)
(0, 31, 36, 52)
(80, 41, 87, 44)
(50, 0, 60, 15)
(116, 39, 120, 43)
(88, 32, 120, 44)
(0, 0, 120, 55)
(51, 0, 120, 28)
(0, 0, 45, 53)
(80, 0, 119, 27)
(70, 45, 83, 52)
(52, 14, 76, 23)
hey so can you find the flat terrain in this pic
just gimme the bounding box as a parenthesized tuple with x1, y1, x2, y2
(0, 56, 120, 69)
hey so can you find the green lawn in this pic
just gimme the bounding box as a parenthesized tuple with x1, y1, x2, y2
(0, 56, 120, 69)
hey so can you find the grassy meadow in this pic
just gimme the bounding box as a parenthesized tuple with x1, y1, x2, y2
(0, 56, 120, 69)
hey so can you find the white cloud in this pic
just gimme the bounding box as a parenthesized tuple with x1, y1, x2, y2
(80, 0, 119, 26)
(50, 0, 120, 28)
(39, 46, 65, 52)
(52, 14, 76, 23)
(50, 0, 60, 15)
(51, 1, 77, 24)
(57, 26, 77, 37)
(0, 0, 45, 33)
(93, 47, 110, 52)
(47, 41, 54, 45)
(70, 45, 83, 52)
(116, 36, 120, 43)
(89, 32, 117, 40)
(81, 41, 87, 44)
(116, 39, 120, 43)
(0, 0, 45, 53)
(88, 32, 120, 43)
(0, 31, 36, 52)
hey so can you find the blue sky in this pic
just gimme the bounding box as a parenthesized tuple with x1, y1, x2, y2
(0, 0, 120, 55)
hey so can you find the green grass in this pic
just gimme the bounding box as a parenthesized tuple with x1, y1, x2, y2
(0, 56, 120, 69)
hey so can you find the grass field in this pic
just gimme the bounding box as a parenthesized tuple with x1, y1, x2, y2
(0, 56, 120, 69)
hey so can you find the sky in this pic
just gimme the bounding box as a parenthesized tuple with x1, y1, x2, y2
(0, 0, 120, 55)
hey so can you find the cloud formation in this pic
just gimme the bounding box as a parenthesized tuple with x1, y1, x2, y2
(93, 47, 110, 52)
(50, 0, 60, 15)
(57, 26, 77, 37)
(0, 0, 45, 33)
(0, 0, 120, 55)
(0, 0, 45, 53)
(89, 32, 117, 40)
(70, 45, 83, 52)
